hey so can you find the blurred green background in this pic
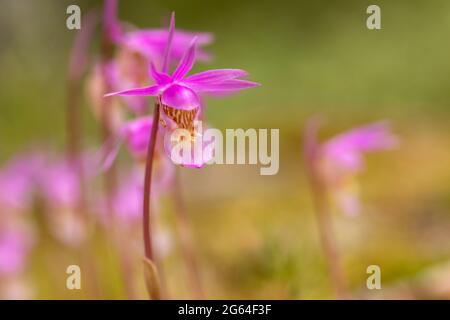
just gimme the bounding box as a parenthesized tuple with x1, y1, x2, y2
(1, 0, 450, 299)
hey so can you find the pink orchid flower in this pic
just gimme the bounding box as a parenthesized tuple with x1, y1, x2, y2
(98, 116, 160, 169)
(98, 117, 177, 185)
(38, 161, 81, 210)
(36, 155, 95, 247)
(105, 39, 259, 110)
(105, 16, 259, 167)
(104, 0, 213, 67)
(307, 120, 398, 216)
(99, 1, 214, 117)
(0, 153, 41, 214)
(320, 121, 398, 177)
(0, 230, 32, 275)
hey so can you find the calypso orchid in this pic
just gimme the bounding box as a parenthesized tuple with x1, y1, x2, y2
(104, 0, 213, 67)
(306, 119, 398, 216)
(105, 18, 259, 167)
(99, 0, 213, 116)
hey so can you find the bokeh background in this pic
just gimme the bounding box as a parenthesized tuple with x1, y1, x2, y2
(1, 0, 450, 299)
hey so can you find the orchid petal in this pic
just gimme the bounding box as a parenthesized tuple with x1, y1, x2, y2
(335, 183, 361, 217)
(104, 0, 122, 42)
(161, 84, 200, 110)
(149, 63, 171, 85)
(163, 127, 214, 169)
(94, 135, 124, 173)
(185, 79, 260, 94)
(162, 12, 175, 73)
(184, 69, 248, 85)
(172, 38, 197, 80)
(325, 121, 398, 154)
(122, 29, 213, 63)
(122, 117, 154, 159)
(104, 84, 161, 97)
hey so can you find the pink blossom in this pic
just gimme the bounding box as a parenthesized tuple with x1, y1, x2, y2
(0, 153, 40, 213)
(104, 0, 213, 67)
(0, 230, 31, 275)
(306, 119, 398, 216)
(105, 15, 259, 168)
(38, 160, 81, 210)
(320, 121, 398, 180)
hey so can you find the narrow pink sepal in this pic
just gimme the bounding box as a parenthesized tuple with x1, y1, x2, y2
(104, 84, 161, 97)
(184, 69, 249, 84)
(187, 79, 260, 94)
(172, 38, 197, 80)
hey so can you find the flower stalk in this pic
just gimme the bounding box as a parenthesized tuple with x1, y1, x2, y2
(142, 101, 161, 262)
(304, 119, 349, 300)
(142, 100, 161, 299)
(66, 9, 98, 213)
(66, 10, 103, 299)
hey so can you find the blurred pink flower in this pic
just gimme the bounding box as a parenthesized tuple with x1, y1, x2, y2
(0, 153, 41, 214)
(121, 116, 156, 160)
(86, 62, 126, 125)
(121, 30, 213, 68)
(306, 119, 398, 216)
(35, 155, 95, 247)
(98, 117, 176, 183)
(0, 171, 32, 214)
(39, 161, 81, 210)
(96, 165, 172, 224)
(320, 121, 398, 180)
(104, 0, 213, 67)
(98, 116, 159, 168)
(0, 230, 32, 275)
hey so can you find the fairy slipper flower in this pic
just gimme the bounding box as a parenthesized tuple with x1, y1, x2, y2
(102, 0, 213, 115)
(0, 230, 33, 275)
(36, 157, 94, 247)
(105, 38, 259, 167)
(104, 0, 213, 66)
(0, 227, 35, 300)
(98, 117, 176, 183)
(102, 33, 213, 115)
(306, 120, 398, 216)
(99, 116, 160, 165)
(0, 167, 32, 215)
(0, 153, 41, 215)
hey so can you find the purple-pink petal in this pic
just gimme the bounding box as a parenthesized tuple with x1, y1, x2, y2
(104, 84, 161, 97)
(161, 84, 201, 110)
(321, 121, 398, 173)
(0, 231, 31, 275)
(184, 69, 249, 84)
(163, 128, 214, 169)
(122, 116, 154, 159)
(104, 0, 123, 43)
(121, 30, 213, 65)
(185, 79, 260, 94)
(172, 38, 197, 80)
(149, 63, 171, 85)
(162, 12, 176, 73)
